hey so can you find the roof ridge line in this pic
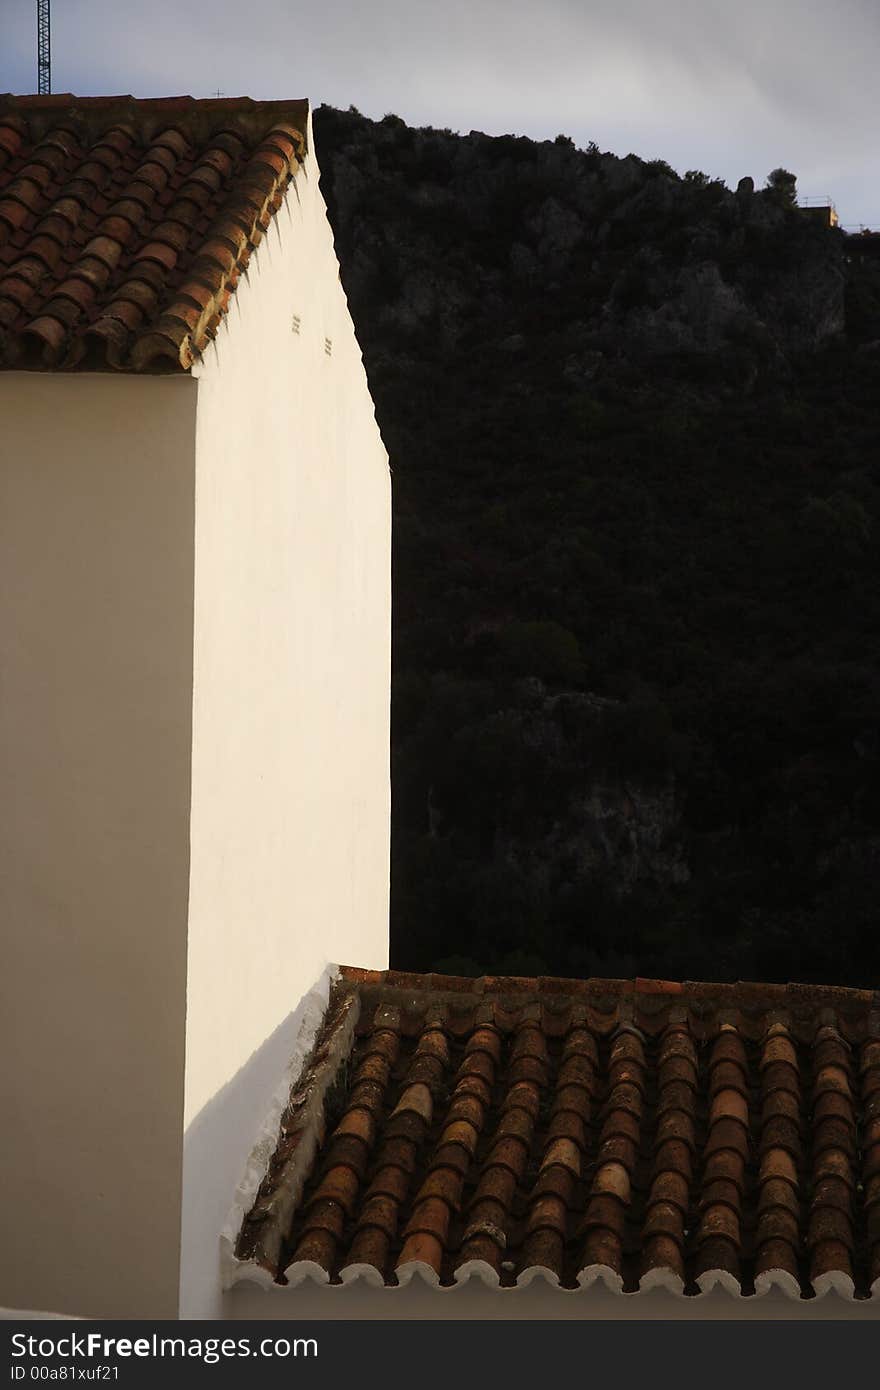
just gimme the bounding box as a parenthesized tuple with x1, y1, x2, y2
(337, 965, 879, 1009)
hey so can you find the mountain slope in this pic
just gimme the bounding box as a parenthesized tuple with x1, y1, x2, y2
(314, 105, 880, 986)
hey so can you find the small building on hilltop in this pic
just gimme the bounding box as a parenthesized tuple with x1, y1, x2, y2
(0, 93, 390, 1320)
(799, 197, 840, 229)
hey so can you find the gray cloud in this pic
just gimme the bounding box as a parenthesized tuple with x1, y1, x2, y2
(2, 0, 877, 223)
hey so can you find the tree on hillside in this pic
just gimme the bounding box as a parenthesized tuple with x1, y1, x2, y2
(766, 167, 798, 206)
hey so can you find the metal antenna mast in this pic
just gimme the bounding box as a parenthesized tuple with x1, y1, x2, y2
(37, 0, 51, 95)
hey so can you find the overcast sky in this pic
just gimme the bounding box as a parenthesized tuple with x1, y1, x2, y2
(2, 0, 878, 225)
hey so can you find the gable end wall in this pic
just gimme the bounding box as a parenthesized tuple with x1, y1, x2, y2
(180, 119, 391, 1318)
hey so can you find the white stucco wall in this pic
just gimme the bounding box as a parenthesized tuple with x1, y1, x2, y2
(179, 116, 391, 1318)
(0, 373, 197, 1319)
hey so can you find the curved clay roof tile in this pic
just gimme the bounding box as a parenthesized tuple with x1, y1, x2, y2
(0, 92, 308, 371)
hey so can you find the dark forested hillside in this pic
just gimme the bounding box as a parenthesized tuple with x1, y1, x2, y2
(313, 104, 880, 987)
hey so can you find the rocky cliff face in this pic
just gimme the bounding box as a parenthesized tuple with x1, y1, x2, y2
(563, 778, 690, 893)
(314, 106, 880, 987)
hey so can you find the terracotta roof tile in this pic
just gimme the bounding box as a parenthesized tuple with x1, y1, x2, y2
(395, 1230, 445, 1274)
(236, 969, 880, 1299)
(0, 93, 307, 371)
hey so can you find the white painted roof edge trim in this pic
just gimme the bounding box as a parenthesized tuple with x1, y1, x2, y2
(282, 1260, 330, 1288)
(754, 1268, 802, 1300)
(394, 1261, 441, 1289)
(238, 1265, 879, 1303)
(577, 1264, 624, 1294)
(517, 1266, 561, 1289)
(339, 1263, 386, 1288)
(696, 1269, 742, 1297)
(221, 963, 339, 1290)
(454, 1260, 501, 1287)
(225, 1262, 276, 1291)
(638, 1267, 685, 1297)
(812, 1270, 857, 1300)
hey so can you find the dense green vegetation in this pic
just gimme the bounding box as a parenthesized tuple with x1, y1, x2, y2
(314, 105, 880, 987)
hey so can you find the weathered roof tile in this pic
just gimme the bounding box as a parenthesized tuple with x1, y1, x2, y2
(236, 968, 880, 1299)
(0, 93, 307, 371)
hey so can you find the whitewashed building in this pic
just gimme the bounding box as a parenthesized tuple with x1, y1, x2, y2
(0, 93, 390, 1320)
